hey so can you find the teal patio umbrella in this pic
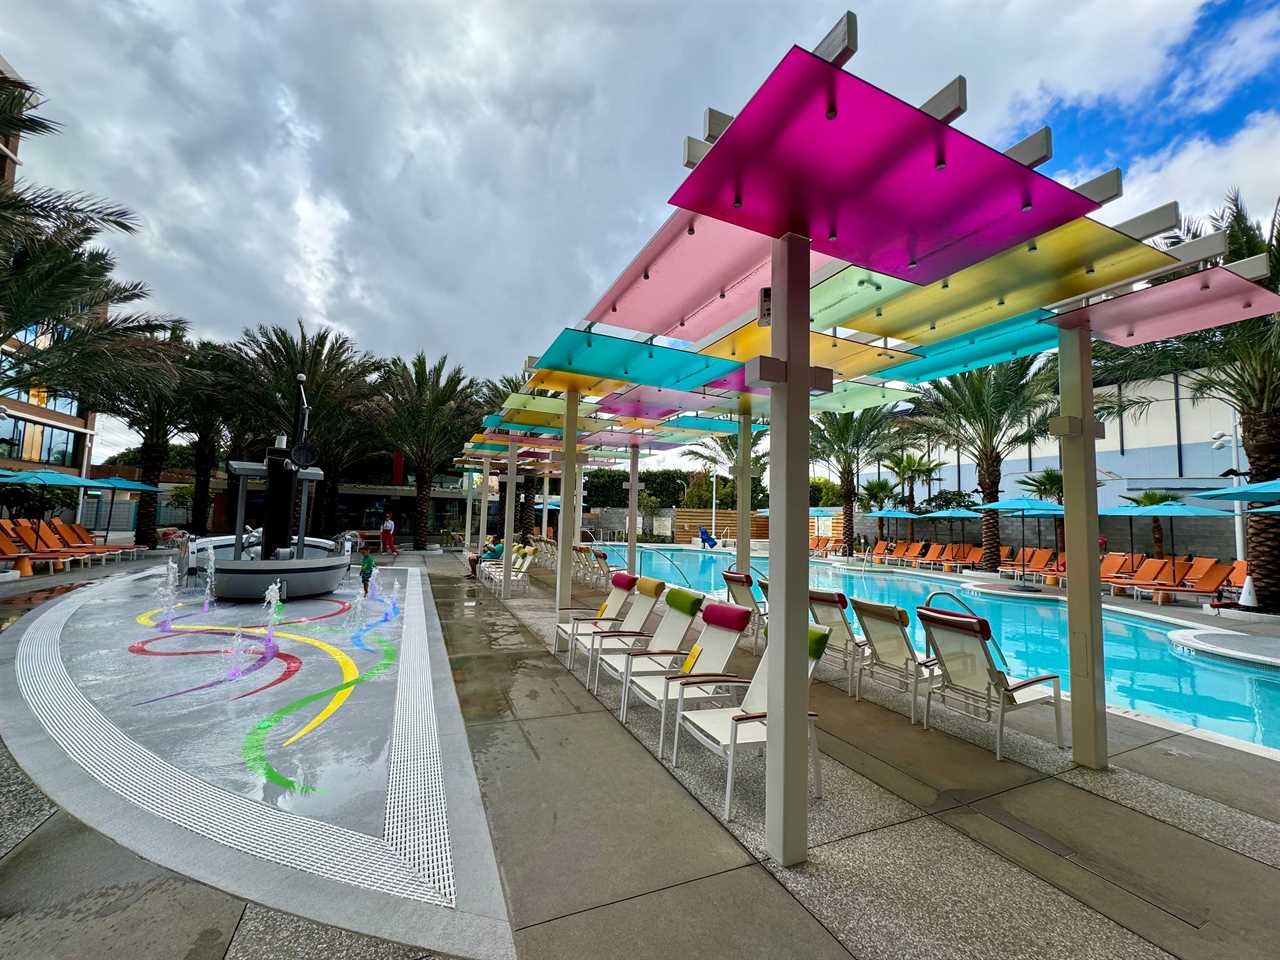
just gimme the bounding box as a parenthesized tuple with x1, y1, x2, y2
(866, 508, 917, 542)
(1199, 478, 1280, 502)
(1127, 502, 1234, 584)
(976, 497, 1064, 590)
(0, 469, 112, 525)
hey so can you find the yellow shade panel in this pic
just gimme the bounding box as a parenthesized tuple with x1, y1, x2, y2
(839, 218, 1176, 345)
(705, 393, 771, 417)
(524, 369, 628, 396)
(702, 322, 916, 378)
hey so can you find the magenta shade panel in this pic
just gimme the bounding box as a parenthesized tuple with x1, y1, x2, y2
(704, 366, 769, 396)
(597, 385, 724, 419)
(1045, 266, 1280, 346)
(669, 47, 1099, 285)
(582, 209, 832, 341)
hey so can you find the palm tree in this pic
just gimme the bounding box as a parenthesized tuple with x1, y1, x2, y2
(378, 354, 478, 548)
(1017, 467, 1065, 555)
(1120, 490, 1183, 559)
(0, 227, 181, 397)
(1094, 188, 1280, 610)
(235, 322, 383, 534)
(810, 406, 895, 556)
(181, 341, 235, 535)
(883, 449, 945, 539)
(685, 427, 769, 481)
(904, 359, 1057, 570)
(858, 477, 898, 541)
(0, 74, 137, 247)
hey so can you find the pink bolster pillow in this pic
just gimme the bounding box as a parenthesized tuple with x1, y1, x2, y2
(611, 572, 639, 591)
(702, 601, 752, 633)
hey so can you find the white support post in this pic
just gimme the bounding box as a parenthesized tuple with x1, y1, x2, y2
(737, 411, 752, 573)
(1055, 325, 1108, 768)
(541, 472, 550, 538)
(501, 445, 518, 599)
(464, 475, 474, 552)
(576, 469, 586, 541)
(766, 232, 812, 866)
(478, 458, 491, 553)
(556, 391, 579, 613)
(626, 443, 640, 574)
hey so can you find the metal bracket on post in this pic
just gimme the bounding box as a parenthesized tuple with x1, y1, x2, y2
(745, 356, 833, 395)
(1049, 416, 1105, 440)
(622, 481, 646, 491)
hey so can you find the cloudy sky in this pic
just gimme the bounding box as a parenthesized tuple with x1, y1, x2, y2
(3, 0, 1279, 460)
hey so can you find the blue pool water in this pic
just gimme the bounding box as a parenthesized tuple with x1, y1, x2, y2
(600, 543, 1280, 751)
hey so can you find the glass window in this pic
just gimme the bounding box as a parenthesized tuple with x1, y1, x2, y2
(0, 417, 23, 460)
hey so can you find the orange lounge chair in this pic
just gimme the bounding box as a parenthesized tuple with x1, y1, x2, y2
(1226, 560, 1249, 591)
(888, 542, 926, 566)
(861, 540, 890, 562)
(1124, 559, 1200, 591)
(1107, 558, 1171, 594)
(0, 532, 70, 574)
(811, 536, 831, 557)
(881, 542, 910, 564)
(808, 536, 819, 553)
(38, 521, 123, 562)
(998, 547, 1031, 571)
(2, 521, 91, 567)
(59, 519, 146, 559)
(1017, 549, 1055, 578)
(913, 543, 945, 567)
(1135, 562, 1234, 603)
(921, 543, 962, 569)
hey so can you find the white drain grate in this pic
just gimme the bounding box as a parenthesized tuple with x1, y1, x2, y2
(15, 568, 455, 906)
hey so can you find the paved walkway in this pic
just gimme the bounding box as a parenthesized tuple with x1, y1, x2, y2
(451, 554, 1280, 960)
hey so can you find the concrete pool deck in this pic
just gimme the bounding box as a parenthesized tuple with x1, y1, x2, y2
(3, 550, 1279, 958)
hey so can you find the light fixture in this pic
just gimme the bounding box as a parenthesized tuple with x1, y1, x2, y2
(1021, 200, 1033, 212)
(875, 306, 883, 318)
(908, 259, 918, 270)
(997, 295, 1005, 306)
(719, 289, 726, 299)
(643, 268, 650, 280)
(1027, 240, 1038, 253)
(611, 303, 617, 312)
(828, 226, 837, 241)
(941, 277, 949, 289)
(687, 223, 695, 236)
(1085, 264, 1096, 275)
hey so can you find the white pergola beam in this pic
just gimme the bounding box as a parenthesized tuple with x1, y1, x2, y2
(1114, 201, 1179, 242)
(1075, 168, 1123, 205)
(920, 76, 967, 124)
(813, 11, 858, 67)
(1225, 252, 1269, 281)
(704, 108, 733, 143)
(1004, 126, 1052, 168)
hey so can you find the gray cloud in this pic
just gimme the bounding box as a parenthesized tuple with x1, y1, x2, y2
(2, 0, 1214, 405)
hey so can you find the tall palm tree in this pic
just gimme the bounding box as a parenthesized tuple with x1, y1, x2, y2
(883, 449, 945, 539)
(858, 477, 898, 541)
(1094, 188, 1280, 610)
(904, 358, 1057, 570)
(1120, 489, 1183, 559)
(378, 354, 477, 549)
(1017, 467, 1066, 555)
(181, 341, 235, 535)
(810, 406, 895, 555)
(235, 322, 383, 534)
(0, 74, 137, 247)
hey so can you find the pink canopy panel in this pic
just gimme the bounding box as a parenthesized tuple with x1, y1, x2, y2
(581, 209, 831, 342)
(1045, 266, 1280, 346)
(670, 47, 1098, 285)
(704, 366, 768, 396)
(597, 385, 724, 419)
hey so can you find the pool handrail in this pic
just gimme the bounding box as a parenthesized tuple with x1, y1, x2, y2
(638, 545, 693, 588)
(921, 589, 1010, 672)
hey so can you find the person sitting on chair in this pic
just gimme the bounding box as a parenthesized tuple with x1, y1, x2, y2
(466, 538, 502, 578)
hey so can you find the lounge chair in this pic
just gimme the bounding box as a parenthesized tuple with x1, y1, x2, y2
(919, 543, 961, 570)
(849, 597, 941, 723)
(3, 521, 91, 568)
(887, 542, 926, 566)
(568, 575, 664, 676)
(593, 586, 703, 696)
(880, 542, 910, 564)
(858, 540, 890, 563)
(808, 589, 865, 692)
(918, 605, 1063, 761)
(722, 571, 765, 654)
(553, 571, 636, 654)
(1133, 562, 1234, 603)
(1011, 549, 1055, 580)
(593, 549, 623, 584)
(37, 521, 123, 562)
(811, 536, 831, 558)
(0, 532, 69, 574)
(1227, 560, 1249, 592)
(997, 547, 1030, 572)
(912, 543, 945, 568)
(1122, 559, 1196, 593)
(672, 623, 830, 820)
(62, 520, 146, 559)
(618, 601, 753, 757)
(1105, 557, 1169, 594)
(954, 545, 985, 569)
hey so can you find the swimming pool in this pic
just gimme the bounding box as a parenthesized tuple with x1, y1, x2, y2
(599, 543, 1280, 752)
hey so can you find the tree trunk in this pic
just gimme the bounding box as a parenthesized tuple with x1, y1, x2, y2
(136, 438, 168, 549)
(977, 453, 1003, 571)
(1150, 518, 1165, 559)
(191, 431, 217, 536)
(840, 466, 855, 557)
(413, 476, 430, 550)
(906, 488, 916, 541)
(1053, 517, 1065, 559)
(519, 475, 535, 544)
(1241, 409, 1280, 611)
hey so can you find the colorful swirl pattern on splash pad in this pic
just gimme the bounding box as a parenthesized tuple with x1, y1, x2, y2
(130, 595, 401, 794)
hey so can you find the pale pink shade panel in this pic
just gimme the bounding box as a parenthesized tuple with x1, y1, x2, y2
(670, 47, 1099, 285)
(703, 366, 769, 396)
(597, 385, 725, 419)
(581, 208, 832, 342)
(1045, 266, 1280, 346)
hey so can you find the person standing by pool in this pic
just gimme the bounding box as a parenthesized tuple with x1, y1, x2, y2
(380, 512, 398, 557)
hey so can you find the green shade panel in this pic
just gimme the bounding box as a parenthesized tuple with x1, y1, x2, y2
(881, 310, 1058, 383)
(809, 381, 919, 413)
(810, 264, 916, 333)
(502, 393, 603, 417)
(535, 328, 743, 391)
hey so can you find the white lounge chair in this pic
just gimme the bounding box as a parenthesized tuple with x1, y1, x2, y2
(722, 571, 765, 654)
(618, 601, 753, 758)
(808, 589, 865, 693)
(569, 575, 666, 681)
(593, 587, 704, 695)
(672, 623, 831, 819)
(917, 606, 1063, 761)
(848, 597, 941, 722)
(553, 572, 636, 654)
